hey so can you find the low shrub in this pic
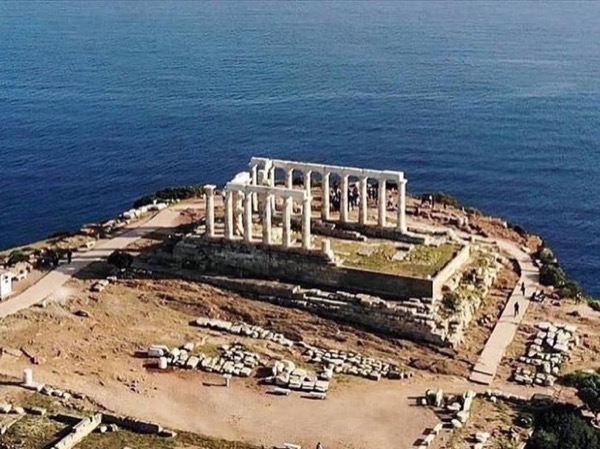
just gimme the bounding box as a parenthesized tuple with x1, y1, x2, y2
(133, 185, 205, 208)
(562, 370, 600, 414)
(540, 263, 566, 287)
(107, 251, 133, 270)
(7, 250, 29, 266)
(442, 291, 461, 312)
(588, 299, 600, 312)
(538, 247, 556, 265)
(528, 403, 600, 449)
(559, 280, 582, 298)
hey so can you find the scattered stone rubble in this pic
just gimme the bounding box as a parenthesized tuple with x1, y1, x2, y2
(512, 321, 578, 386)
(414, 389, 476, 449)
(261, 360, 330, 399)
(298, 341, 410, 382)
(149, 342, 259, 378)
(192, 316, 409, 384)
(194, 317, 294, 347)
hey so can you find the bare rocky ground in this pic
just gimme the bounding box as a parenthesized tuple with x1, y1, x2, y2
(0, 196, 593, 449)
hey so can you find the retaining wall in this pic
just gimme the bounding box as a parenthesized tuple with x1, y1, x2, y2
(170, 237, 435, 299)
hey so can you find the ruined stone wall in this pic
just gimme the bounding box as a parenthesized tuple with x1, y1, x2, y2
(171, 236, 434, 299)
(432, 244, 471, 298)
(188, 276, 450, 346)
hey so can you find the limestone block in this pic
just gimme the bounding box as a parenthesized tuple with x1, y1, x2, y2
(451, 419, 463, 429)
(456, 410, 469, 424)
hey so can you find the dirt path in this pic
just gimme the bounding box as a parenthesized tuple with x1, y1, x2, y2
(0, 204, 193, 320)
(470, 239, 540, 385)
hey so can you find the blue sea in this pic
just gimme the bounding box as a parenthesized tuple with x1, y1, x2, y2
(1, 1, 599, 293)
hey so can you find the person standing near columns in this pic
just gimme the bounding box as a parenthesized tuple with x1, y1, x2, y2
(340, 174, 349, 222)
(321, 171, 330, 221)
(204, 184, 216, 238)
(378, 178, 387, 227)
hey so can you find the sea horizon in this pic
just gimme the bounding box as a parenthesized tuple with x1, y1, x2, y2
(1, 1, 599, 294)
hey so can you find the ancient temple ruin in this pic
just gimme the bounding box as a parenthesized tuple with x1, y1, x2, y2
(158, 157, 492, 347)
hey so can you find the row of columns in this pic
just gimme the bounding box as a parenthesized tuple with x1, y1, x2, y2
(204, 184, 313, 250)
(250, 163, 408, 234)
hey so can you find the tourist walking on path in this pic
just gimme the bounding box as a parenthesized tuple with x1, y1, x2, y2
(520, 282, 526, 297)
(67, 249, 73, 264)
(316, 442, 324, 449)
(514, 301, 520, 317)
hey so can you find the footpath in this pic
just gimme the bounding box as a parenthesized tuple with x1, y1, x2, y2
(469, 239, 540, 385)
(0, 207, 183, 320)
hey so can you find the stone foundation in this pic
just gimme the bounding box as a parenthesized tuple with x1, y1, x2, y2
(170, 236, 436, 300)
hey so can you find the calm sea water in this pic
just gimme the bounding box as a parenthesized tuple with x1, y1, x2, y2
(1, 1, 599, 293)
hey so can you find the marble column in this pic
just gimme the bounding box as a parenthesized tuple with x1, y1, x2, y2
(204, 184, 216, 238)
(321, 171, 330, 221)
(285, 168, 294, 189)
(302, 195, 311, 249)
(232, 191, 243, 236)
(397, 178, 407, 233)
(305, 170, 312, 192)
(340, 174, 349, 223)
(224, 190, 234, 239)
(359, 177, 368, 225)
(262, 193, 272, 245)
(282, 196, 293, 248)
(378, 178, 387, 227)
(269, 168, 276, 187)
(250, 165, 258, 212)
(243, 192, 253, 242)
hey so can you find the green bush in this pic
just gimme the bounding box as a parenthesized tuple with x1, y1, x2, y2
(465, 207, 483, 216)
(560, 280, 582, 298)
(107, 251, 133, 270)
(588, 299, 600, 312)
(133, 185, 205, 208)
(528, 403, 600, 449)
(538, 247, 556, 265)
(7, 250, 29, 266)
(442, 291, 461, 312)
(562, 370, 600, 413)
(540, 264, 566, 287)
